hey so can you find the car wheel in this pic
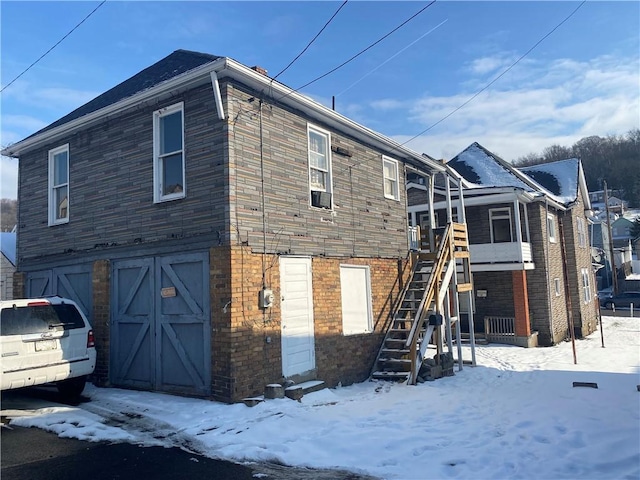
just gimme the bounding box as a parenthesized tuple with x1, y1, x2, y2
(57, 376, 87, 399)
(604, 302, 614, 310)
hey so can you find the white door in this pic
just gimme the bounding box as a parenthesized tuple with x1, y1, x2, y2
(340, 265, 373, 335)
(280, 257, 315, 377)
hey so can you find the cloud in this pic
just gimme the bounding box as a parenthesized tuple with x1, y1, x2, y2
(2, 115, 48, 134)
(393, 53, 640, 161)
(3, 80, 100, 116)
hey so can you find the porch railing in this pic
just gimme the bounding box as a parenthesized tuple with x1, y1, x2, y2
(484, 316, 516, 344)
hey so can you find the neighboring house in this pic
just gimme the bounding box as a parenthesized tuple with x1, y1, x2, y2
(408, 143, 598, 347)
(589, 190, 626, 215)
(0, 231, 16, 300)
(611, 216, 638, 249)
(1, 50, 463, 402)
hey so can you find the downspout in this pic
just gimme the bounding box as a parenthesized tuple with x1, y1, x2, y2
(210, 71, 226, 120)
(545, 198, 553, 343)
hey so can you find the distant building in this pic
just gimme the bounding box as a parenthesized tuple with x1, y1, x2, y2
(0, 231, 16, 300)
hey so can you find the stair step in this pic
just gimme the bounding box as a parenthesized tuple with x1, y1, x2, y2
(372, 371, 409, 380)
(379, 357, 411, 364)
(381, 348, 411, 354)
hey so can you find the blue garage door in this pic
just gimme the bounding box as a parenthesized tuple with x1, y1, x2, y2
(27, 265, 93, 321)
(111, 252, 211, 396)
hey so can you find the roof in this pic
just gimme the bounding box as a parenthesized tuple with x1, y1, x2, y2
(25, 50, 220, 141)
(0, 232, 17, 266)
(447, 143, 536, 192)
(520, 158, 580, 204)
(3, 50, 444, 175)
(446, 142, 590, 209)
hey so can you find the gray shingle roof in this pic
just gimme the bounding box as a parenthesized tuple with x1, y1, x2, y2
(25, 50, 219, 141)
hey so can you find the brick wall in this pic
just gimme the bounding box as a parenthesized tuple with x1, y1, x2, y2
(92, 260, 110, 386)
(526, 204, 568, 345)
(472, 271, 515, 323)
(12, 271, 25, 299)
(222, 245, 407, 402)
(560, 196, 598, 338)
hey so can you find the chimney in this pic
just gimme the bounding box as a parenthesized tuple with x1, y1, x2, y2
(251, 65, 268, 76)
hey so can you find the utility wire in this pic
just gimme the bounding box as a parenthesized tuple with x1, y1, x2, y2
(336, 18, 447, 97)
(1, 0, 107, 93)
(287, 0, 437, 96)
(400, 0, 587, 147)
(272, 0, 349, 81)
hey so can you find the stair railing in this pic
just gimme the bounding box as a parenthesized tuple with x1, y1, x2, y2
(405, 223, 454, 384)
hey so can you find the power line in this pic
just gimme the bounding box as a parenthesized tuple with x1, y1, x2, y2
(272, 0, 349, 81)
(1, 0, 107, 94)
(288, 0, 437, 96)
(336, 18, 448, 98)
(400, 0, 587, 148)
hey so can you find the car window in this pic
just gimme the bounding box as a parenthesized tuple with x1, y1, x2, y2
(1, 304, 85, 336)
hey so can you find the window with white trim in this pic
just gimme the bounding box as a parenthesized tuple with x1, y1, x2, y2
(547, 214, 557, 243)
(554, 278, 561, 296)
(577, 217, 586, 247)
(581, 268, 592, 303)
(489, 208, 512, 243)
(48, 144, 69, 225)
(153, 102, 185, 203)
(308, 125, 332, 209)
(382, 156, 400, 201)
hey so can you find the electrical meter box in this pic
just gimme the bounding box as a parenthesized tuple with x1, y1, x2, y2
(259, 288, 275, 308)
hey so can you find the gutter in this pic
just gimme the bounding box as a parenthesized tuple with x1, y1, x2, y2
(2, 57, 445, 175)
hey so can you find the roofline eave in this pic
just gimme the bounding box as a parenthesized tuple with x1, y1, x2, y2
(2, 57, 445, 175)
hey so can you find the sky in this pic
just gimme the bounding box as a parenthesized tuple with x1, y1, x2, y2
(1, 1, 639, 200)
(3, 314, 639, 479)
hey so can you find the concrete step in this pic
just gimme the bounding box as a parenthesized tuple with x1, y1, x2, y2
(284, 380, 326, 401)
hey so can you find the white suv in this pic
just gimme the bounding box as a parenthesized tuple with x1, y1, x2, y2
(1, 296, 96, 398)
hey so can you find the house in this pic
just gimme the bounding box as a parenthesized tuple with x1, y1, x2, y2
(1, 50, 465, 402)
(408, 143, 598, 347)
(0, 231, 16, 300)
(588, 189, 627, 215)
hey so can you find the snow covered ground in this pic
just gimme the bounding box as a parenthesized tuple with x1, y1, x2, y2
(5, 315, 640, 480)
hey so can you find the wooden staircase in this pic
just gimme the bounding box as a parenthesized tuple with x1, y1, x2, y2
(371, 222, 472, 384)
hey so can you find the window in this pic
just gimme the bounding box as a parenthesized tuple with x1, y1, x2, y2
(489, 208, 512, 243)
(153, 102, 185, 203)
(382, 156, 400, 201)
(577, 217, 586, 247)
(307, 125, 332, 209)
(554, 278, 561, 296)
(547, 214, 557, 243)
(48, 144, 69, 225)
(581, 268, 592, 303)
(340, 265, 373, 335)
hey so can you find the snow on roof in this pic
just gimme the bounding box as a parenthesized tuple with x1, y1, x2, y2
(446, 142, 586, 207)
(520, 158, 580, 204)
(0, 232, 16, 266)
(447, 143, 535, 191)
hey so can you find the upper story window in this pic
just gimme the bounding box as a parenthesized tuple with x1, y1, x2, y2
(581, 268, 592, 303)
(382, 156, 400, 201)
(308, 125, 332, 209)
(577, 217, 586, 247)
(489, 208, 512, 243)
(48, 144, 69, 226)
(547, 214, 557, 243)
(153, 102, 185, 203)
